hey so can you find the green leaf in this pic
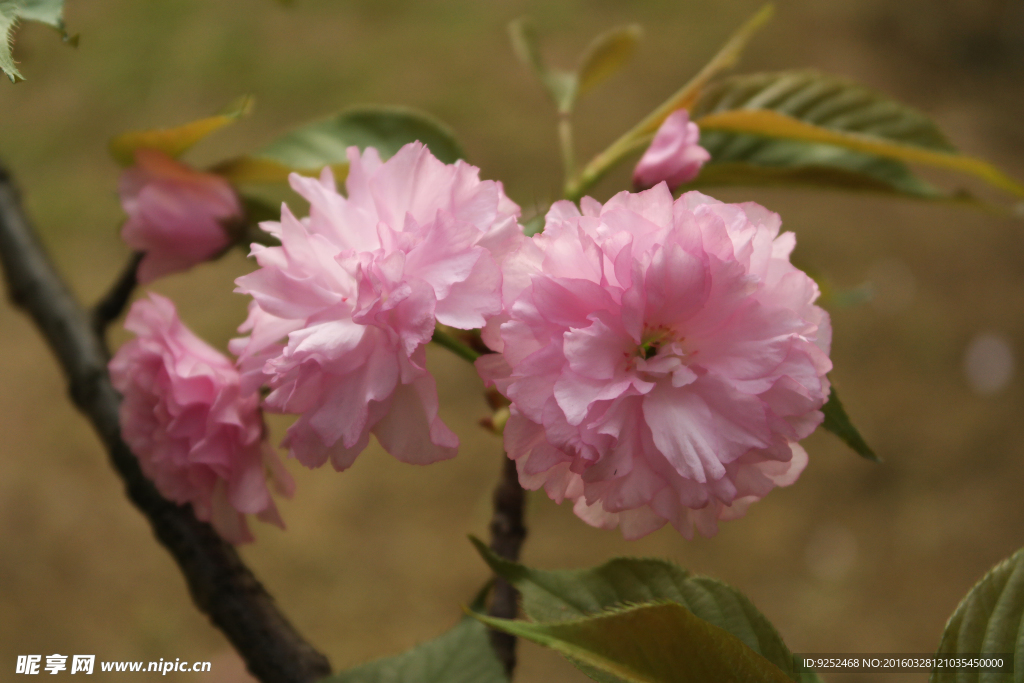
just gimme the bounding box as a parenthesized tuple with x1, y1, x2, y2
(474, 602, 793, 683)
(508, 20, 640, 113)
(689, 70, 1024, 197)
(695, 108, 1024, 198)
(692, 70, 955, 151)
(109, 96, 254, 166)
(0, 0, 71, 82)
(821, 385, 879, 462)
(932, 547, 1024, 683)
(508, 17, 547, 86)
(688, 133, 948, 199)
(470, 537, 801, 681)
(213, 105, 463, 184)
(321, 587, 506, 683)
(576, 24, 642, 99)
(508, 17, 577, 113)
(680, 70, 999, 201)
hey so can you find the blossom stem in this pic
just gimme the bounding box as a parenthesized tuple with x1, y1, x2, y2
(559, 112, 577, 193)
(431, 327, 481, 362)
(565, 133, 651, 202)
(0, 162, 332, 683)
(487, 454, 527, 676)
(91, 250, 143, 337)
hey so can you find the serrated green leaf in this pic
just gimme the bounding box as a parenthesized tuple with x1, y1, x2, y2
(576, 24, 642, 99)
(695, 108, 1024, 198)
(470, 537, 801, 681)
(320, 586, 506, 683)
(821, 385, 879, 462)
(0, 0, 70, 82)
(213, 106, 463, 184)
(681, 70, 1014, 202)
(932, 547, 1024, 683)
(474, 602, 793, 683)
(320, 617, 506, 683)
(688, 132, 946, 198)
(686, 69, 1024, 197)
(692, 70, 955, 151)
(109, 96, 254, 166)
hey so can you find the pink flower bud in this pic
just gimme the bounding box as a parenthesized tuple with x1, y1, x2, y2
(119, 149, 242, 284)
(633, 109, 711, 191)
(109, 294, 293, 544)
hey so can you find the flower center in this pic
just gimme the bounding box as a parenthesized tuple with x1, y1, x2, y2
(637, 328, 672, 360)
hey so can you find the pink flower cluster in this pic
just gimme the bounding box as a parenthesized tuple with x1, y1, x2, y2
(109, 294, 293, 544)
(478, 185, 831, 538)
(112, 139, 831, 542)
(233, 142, 523, 471)
(120, 149, 242, 284)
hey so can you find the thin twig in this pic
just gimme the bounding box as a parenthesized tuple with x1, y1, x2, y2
(488, 454, 527, 676)
(91, 250, 142, 337)
(0, 163, 332, 683)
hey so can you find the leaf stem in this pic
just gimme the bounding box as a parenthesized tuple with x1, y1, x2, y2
(559, 112, 577, 194)
(431, 327, 481, 362)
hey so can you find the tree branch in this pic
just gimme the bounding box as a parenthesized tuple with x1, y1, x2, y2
(0, 163, 332, 683)
(487, 454, 527, 677)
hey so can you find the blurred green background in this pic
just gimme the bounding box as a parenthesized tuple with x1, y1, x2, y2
(2, 1, 1024, 681)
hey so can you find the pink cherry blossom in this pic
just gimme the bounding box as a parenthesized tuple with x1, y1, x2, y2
(120, 149, 242, 284)
(109, 294, 293, 544)
(233, 142, 523, 471)
(478, 184, 832, 539)
(633, 109, 711, 191)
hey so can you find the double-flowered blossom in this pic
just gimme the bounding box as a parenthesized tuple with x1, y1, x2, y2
(120, 149, 242, 284)
(109, 294, 293, 544)
(233, 142, 523, 471)
(633, 109, 711, 192)
(478, 184, 832, 539)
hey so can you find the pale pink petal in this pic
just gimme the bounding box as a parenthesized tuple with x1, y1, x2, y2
(109, 294, 291, 544)
(373, 375, 459, 465)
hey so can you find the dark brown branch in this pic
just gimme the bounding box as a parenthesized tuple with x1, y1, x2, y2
(0, 164, 331, 683)
(91, 250, 142, 336)
(488, 454, 527, 677)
